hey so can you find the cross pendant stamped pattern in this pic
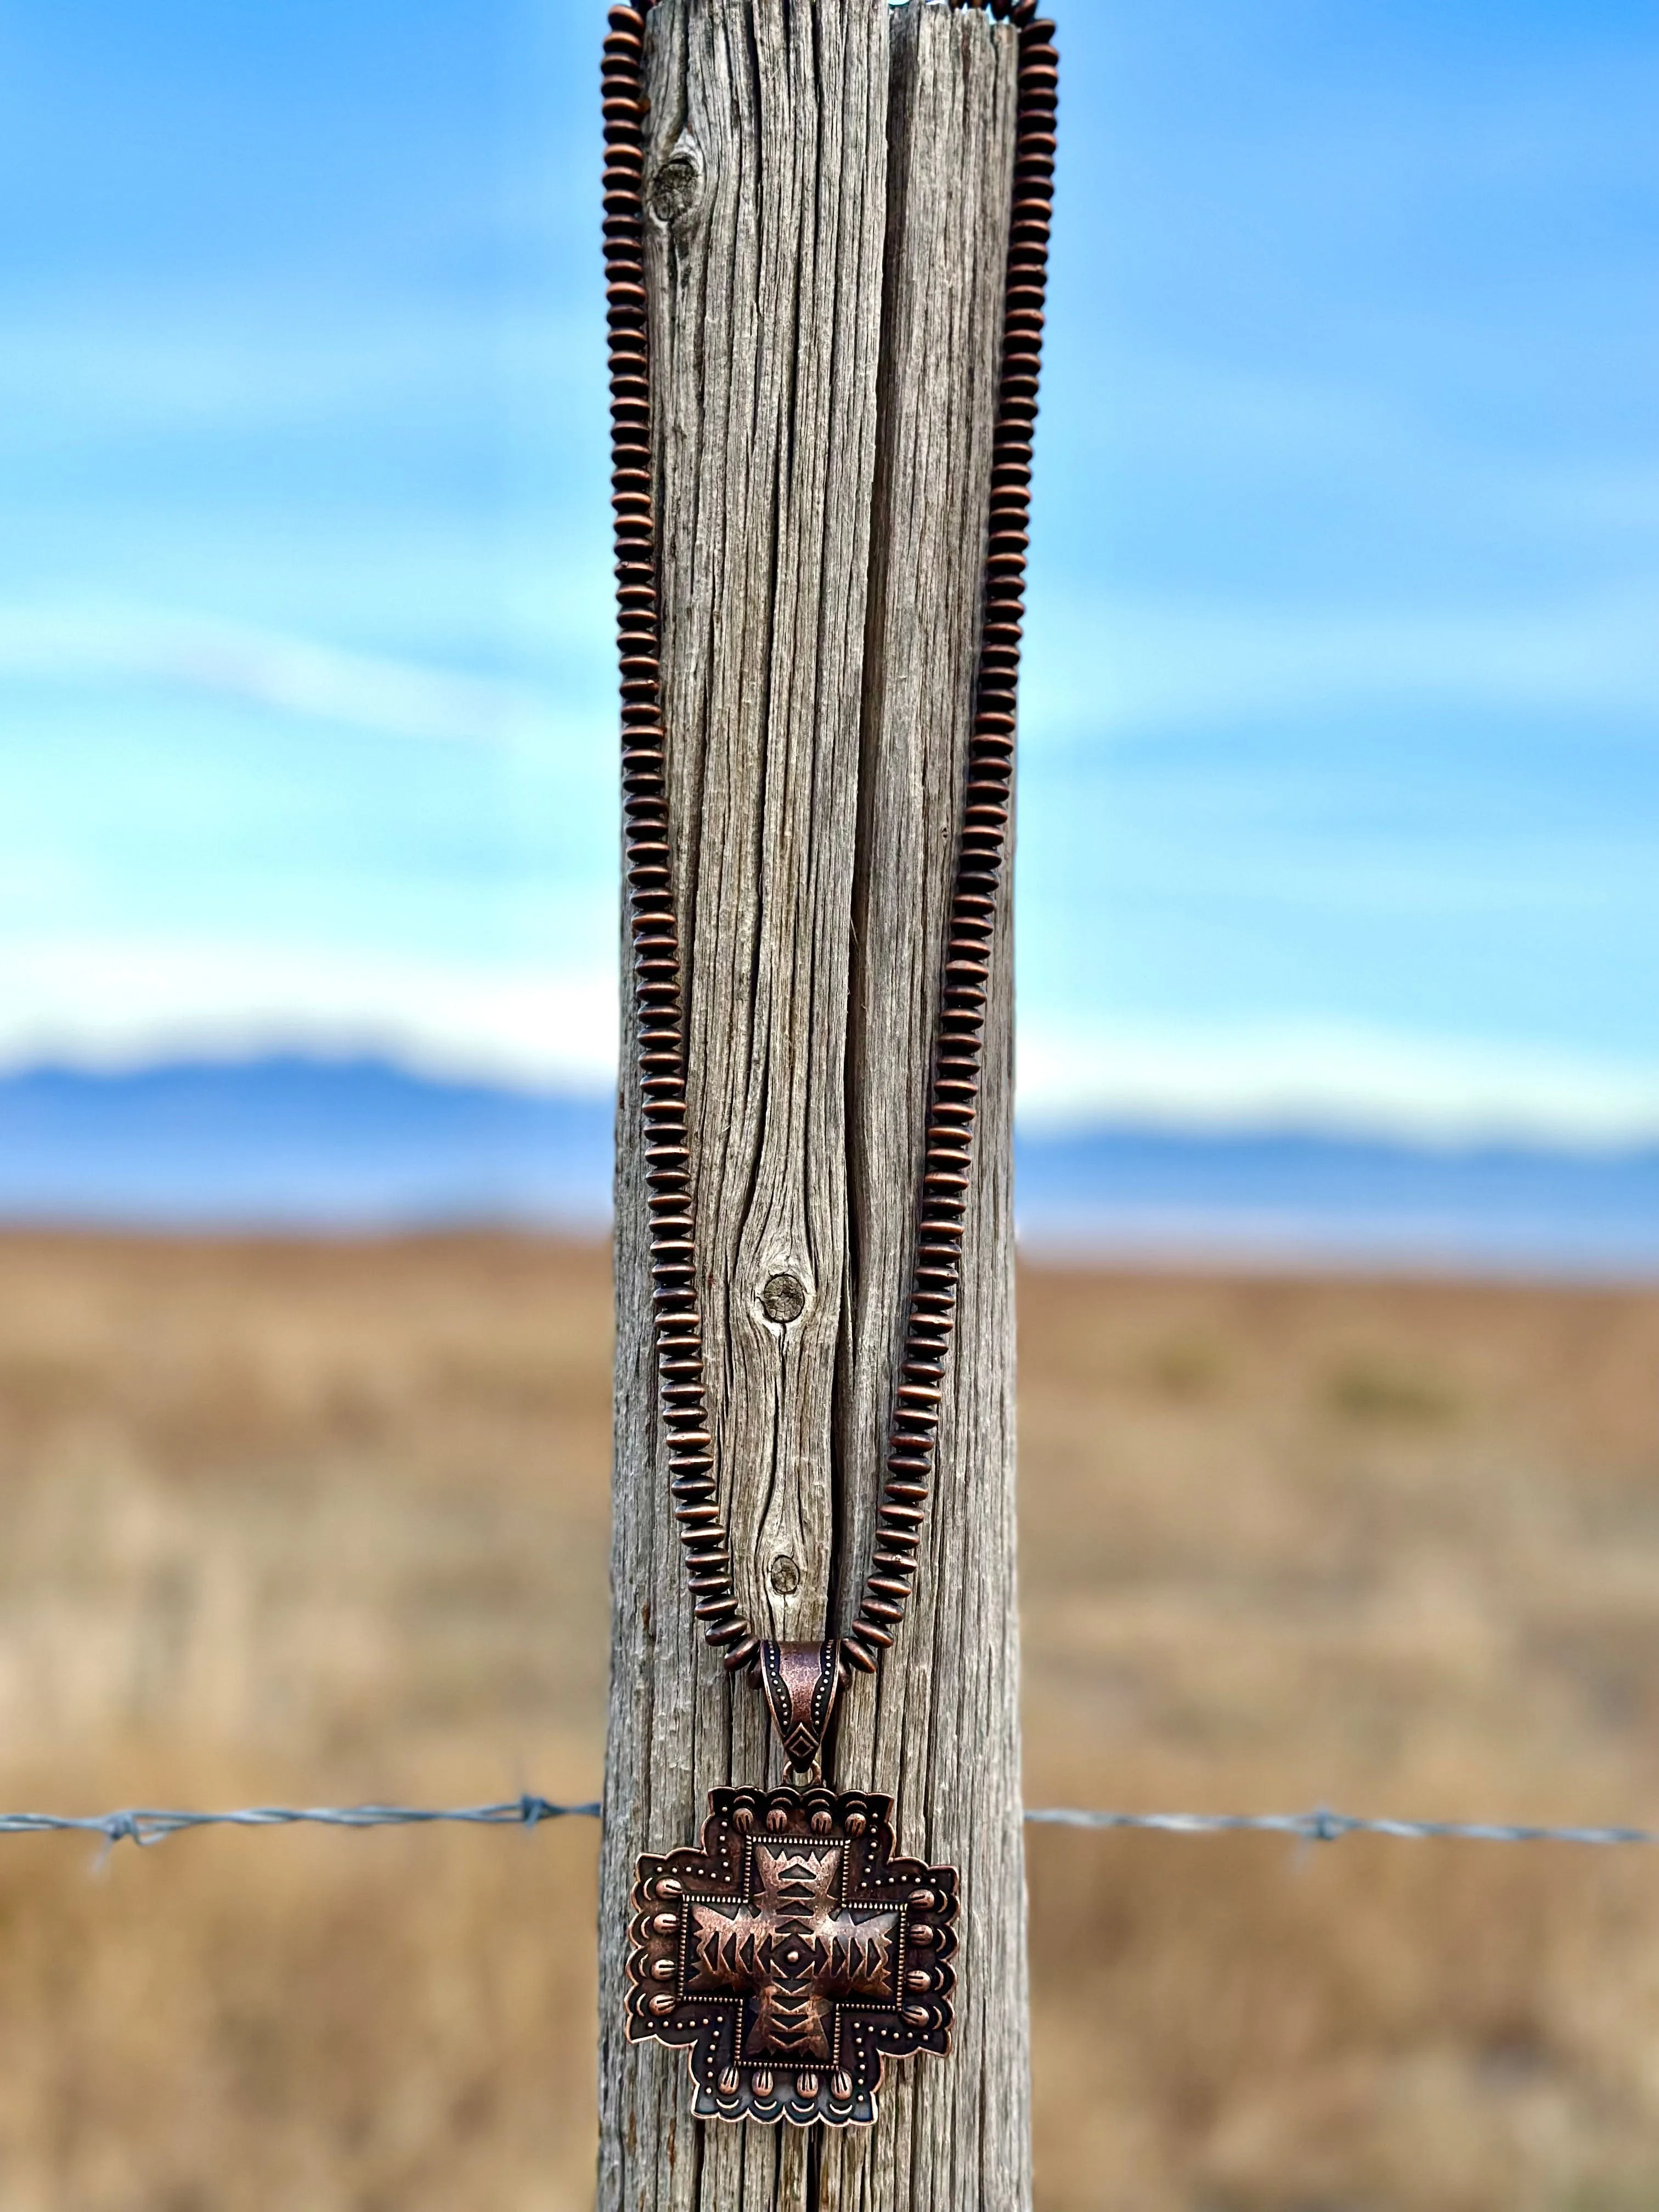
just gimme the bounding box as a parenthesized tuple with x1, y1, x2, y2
(625, 1782, 959, 2128)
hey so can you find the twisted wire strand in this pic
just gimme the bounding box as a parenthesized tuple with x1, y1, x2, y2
(7, 1798, 1659, 1853)
(0, 1798, 601, 1850)
(1023, 1808, 1659, 1847)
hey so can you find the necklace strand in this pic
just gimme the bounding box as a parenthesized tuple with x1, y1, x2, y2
(601, 0, 1058, 1681)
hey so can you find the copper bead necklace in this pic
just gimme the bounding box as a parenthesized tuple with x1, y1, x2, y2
(605, 0, 1058, 2132)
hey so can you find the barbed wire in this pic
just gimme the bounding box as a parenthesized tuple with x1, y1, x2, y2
(0, 1797, 600, 1850)
(7, 1797, 1659, 1854)
(1024, 1807, 1659, 1848)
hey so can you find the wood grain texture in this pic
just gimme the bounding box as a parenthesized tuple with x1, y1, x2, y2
(599, 5, 1028, 2206)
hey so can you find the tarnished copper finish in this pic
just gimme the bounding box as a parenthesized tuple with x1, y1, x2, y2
(625, 1787, 958, 2129)
(603, 0, 1056, 2128)
(760, 1641, 844, 1774)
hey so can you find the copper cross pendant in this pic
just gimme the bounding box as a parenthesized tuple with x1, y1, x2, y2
(623, 1646, 960, 2128)
(625, 1784, 958, 2127)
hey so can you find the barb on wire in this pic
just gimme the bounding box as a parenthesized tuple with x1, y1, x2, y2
(4, 1798, 1658, 1854)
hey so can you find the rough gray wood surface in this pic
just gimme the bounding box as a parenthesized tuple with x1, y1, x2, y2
(599, 5, 1028, 2207)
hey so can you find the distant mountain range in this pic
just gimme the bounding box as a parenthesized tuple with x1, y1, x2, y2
(0, 1054, 1655, 1276)
(0, 1056, 613, 1229)
(1017, 1122, 1659, 1276)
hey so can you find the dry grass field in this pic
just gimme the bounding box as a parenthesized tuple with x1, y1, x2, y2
(1, 1235, 1659, 2207)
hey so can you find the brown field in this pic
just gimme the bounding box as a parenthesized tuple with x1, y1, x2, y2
(1, 1235, 1659, 2207)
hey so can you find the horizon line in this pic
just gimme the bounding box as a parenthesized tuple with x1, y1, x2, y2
(4, 1042, 1659, 1161)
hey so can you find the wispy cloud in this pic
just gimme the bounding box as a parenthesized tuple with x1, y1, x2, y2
(1024, 584, 1659, 742)
(0, 937, 617, 1090)
(0, 605, 544, 747)
(1018, 1015, 1659, 1150)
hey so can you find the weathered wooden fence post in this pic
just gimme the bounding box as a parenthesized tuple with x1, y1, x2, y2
(599, 2, 1051, 2204)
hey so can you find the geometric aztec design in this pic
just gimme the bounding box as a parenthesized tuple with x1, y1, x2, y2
(625, 1786, 958, 2128)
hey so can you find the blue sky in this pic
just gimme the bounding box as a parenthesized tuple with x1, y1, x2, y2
(2, 0, 1657, 1141)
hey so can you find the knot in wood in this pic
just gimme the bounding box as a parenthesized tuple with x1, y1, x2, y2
(647, 137, 703, 230)
(760, 1273, 808, 1325)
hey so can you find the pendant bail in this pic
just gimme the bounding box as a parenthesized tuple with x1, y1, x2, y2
(759, 1640, 844, 1774)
